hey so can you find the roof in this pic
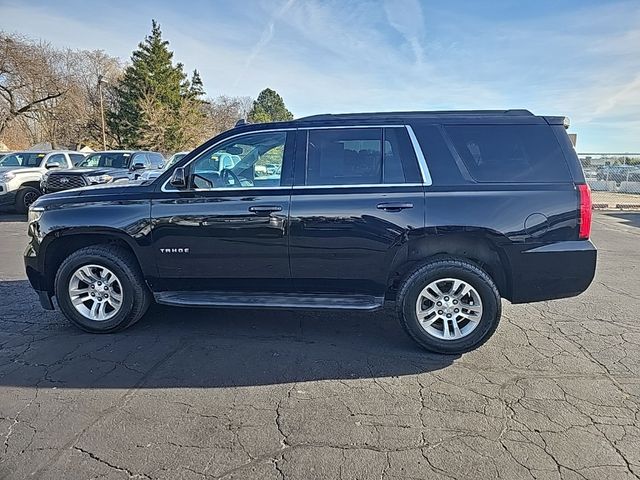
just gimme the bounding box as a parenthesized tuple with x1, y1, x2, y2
(230, 109, 555, 133)
(296, 109, 534, 122)
(90, 150, 164, 154)
(10, 150, 80, 154)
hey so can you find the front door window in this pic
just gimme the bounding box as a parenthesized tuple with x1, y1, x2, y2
(190, 132, 286, 189)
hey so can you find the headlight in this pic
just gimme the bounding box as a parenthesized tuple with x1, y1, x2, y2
(86, 174, 113, 184)
(28, 206, 44, 223)
(0, 172, 16, 182)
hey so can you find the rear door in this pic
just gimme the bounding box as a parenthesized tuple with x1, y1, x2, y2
(288, 126, 426, 297)
(150, 129, 295, 292)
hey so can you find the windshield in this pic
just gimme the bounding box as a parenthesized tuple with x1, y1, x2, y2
(166, 153, 187, 169)
(80, 152, 132, 169)
(0, 152, 46, 167)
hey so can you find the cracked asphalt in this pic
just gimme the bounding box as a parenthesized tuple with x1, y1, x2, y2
(0, 211, 639, 480)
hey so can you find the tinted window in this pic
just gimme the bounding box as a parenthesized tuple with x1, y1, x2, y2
(131, 154, 147, 167)
(384, 127, 421, 183)
(69, 154, 86, 166)
(167, 153, 187, 168)
(445, 125, 571, 183)
(412, 125, 465, 185)
(191, 131, 286, 189)
(307, 128, 381, 185)
(148, 153, 165, 168)
(306, 128, 421, 186)
(0, 152, 46, 167)
(45, 154, 66, 167)
(81, 152, 131, 168)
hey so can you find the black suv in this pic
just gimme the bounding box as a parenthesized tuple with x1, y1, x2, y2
(25, 110, 596, 354)
(41, 150, 165, 193)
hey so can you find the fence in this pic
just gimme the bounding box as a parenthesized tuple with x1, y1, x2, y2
(578, 153, 640, 209)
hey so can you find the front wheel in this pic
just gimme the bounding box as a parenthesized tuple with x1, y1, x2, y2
(55, 245, 151, 333)
(397, 258, 501, 354)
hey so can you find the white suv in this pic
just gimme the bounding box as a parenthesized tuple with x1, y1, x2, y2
(0, 151, 83, 212)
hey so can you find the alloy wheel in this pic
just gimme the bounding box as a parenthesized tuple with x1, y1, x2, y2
(415, 277, 483, 340)
(68, 264, 123, 321)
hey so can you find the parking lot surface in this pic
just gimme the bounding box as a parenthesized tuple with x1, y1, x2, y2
(0, 212, 639, 480)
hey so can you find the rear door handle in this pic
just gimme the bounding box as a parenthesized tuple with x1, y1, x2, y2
(376, 202, 413, 211)
(249, 205, 283, 213)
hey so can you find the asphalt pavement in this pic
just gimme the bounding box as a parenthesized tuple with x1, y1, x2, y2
(0, 212, 639, 480)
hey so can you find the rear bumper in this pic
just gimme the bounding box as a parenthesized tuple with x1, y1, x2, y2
(508, 240, 597, 303)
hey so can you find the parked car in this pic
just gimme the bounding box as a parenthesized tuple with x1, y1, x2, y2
(0, 150, 78, 212)
(41, 150, 165, 193)
(25, 110, 596, 354)
(138, 151, 189, 181)
(596, 165, 640, 183)
(70, 152, 89, 166)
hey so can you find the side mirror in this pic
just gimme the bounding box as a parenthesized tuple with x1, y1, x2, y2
(131, 162, 145, 171)
(170, 167, 187, 188)
(45, 162, 61, 169)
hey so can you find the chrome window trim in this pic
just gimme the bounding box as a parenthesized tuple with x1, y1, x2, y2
(190, 186, 290, 192)
(161, 128, 294, 192)
(161, 124, 432, 192)
(405, 125, 432, 186)
(302, 125, 404, 130)
(292, 183, 424, 190)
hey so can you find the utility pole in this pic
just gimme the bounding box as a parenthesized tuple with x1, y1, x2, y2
(98, 75, 107, 150)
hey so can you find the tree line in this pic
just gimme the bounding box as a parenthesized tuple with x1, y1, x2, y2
(0, 20, 294, 153)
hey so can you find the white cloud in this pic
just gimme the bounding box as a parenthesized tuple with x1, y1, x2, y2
(383, 0, 426, 65)
(235, 0, 296, 84)
(1, 0, 639, 150)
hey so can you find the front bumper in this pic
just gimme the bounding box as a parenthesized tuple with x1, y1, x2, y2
(508, 240, 597, 303)
(24, 248, 54, 310)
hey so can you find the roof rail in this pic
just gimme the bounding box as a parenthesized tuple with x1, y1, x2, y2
(297, 109, 534, 122)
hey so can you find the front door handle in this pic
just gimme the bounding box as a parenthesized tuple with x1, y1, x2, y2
(376, 202, 413, 211)
(249, 205, 283, 213)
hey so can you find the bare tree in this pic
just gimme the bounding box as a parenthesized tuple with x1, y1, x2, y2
(0, 33, 65, 139)
(204, 95, 254, 135)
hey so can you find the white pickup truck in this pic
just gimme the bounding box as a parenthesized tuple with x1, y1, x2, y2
(0, 151, 85, 212)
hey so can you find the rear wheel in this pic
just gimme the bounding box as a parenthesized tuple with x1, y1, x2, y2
(55, 245, 151, 333)
(397, 257, 501, 354)
(15, 187, 41, 213)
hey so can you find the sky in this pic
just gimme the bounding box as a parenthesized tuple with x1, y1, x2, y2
(1, 0, 639, 152)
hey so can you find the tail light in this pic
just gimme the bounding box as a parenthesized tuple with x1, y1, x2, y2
(578, 184, 592, 239)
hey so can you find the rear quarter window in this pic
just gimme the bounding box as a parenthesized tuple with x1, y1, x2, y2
(445, 124, 571, 183)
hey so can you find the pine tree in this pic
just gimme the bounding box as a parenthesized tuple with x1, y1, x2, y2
(248, 88, 293, 123)
(188, 70, 205, 99)
(108, 20, 205, 151)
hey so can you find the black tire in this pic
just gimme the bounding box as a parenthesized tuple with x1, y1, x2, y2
(15, 186, 41, 214)
(55, 245, 151, 333)
(396, 257, 501, 354)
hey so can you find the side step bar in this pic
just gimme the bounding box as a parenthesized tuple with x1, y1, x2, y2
(154, 291, 385, 310)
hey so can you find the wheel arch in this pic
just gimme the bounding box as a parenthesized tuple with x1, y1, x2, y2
(19, 181, 42, 190)
(40, 228, 149, 294)
(387, 231, 512, 300)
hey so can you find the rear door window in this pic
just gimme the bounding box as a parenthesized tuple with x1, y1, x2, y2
(444, 125, 571, 183)
(305, 128, 421, 186)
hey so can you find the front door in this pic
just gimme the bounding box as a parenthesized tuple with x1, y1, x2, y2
(150, 130, 295, 292)
(288, 126, 426, 297)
